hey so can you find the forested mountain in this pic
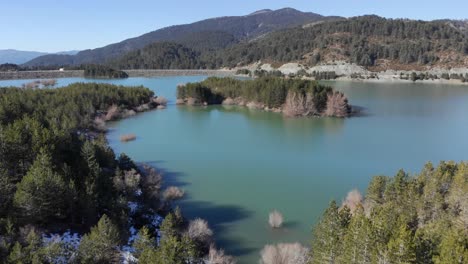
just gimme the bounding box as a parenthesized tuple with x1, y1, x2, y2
(110, 42, 203, 70)
(211, 15, 468, 69)
(24, 8, 336, 67)
(105, 15, 468, 71)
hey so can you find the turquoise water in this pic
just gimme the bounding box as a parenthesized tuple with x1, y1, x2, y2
(2, 77, 468, 263)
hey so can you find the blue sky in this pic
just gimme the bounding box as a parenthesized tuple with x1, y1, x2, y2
(1, 0, 467, 52)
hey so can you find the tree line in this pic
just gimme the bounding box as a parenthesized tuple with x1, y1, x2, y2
(0, 83, 233, 263)
(309, 161, 467, 264)
(176, 77, 351, 117)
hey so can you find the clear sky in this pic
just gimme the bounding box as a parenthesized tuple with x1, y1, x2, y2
(1, 0, 467, 52)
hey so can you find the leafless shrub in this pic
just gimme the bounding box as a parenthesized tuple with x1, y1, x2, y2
(163, 186, 185, 201)
(341, 189, 363, 214)
(187, 218, 213, 245)
(260, 243, 309, 264)
(120, 134, 136, 142)
(41, 79, 57, 87)
(154, 96, 168, 106)
(284, 91, 317, 117)
(22, 81, 40, 89)
(121, 109, 136, 118)
(93, 116, 107, 131)
(141, 165, 162, 208)
(105, 105, 120, 121)
(113, 169, 141, 195)
(324, 91, 351, 117)
(135, 103, 151, 112)
(269, 210, 284, 228)
(187, 97, 201, 106)
(222, 97, 235, 105)
(206, 245, 236, 264)
(246, 101, 264, 109)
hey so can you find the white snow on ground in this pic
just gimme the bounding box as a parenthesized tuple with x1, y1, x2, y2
(135, 189, 142, 197)
(128, 201, 139, 214)
(42, 231, 81, 264)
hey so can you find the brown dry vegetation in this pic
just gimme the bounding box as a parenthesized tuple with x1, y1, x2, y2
(187, 218, 213, 246)
(260, 243, 309, 264)
(206, 245, 237, 264)
(269, 210, 284, 228)
(340, 189, 363, 214)
(325, 92, 351, 118)
(120, 134, 136, 142)
(163, 186, 185, 201)
(283, 90, 317, 117)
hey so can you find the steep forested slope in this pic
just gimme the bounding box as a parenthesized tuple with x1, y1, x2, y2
(24, 8, 335, 67)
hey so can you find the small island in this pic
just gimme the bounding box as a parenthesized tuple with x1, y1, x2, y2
(83, 64, 128, 79)
(176, 77, 352, 118)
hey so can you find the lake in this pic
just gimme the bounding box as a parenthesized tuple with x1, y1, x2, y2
(2, 77, 468, 263)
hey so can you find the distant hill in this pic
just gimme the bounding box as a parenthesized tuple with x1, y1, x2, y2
(0, 49, 80, 64)
(0, 50, 47, 64)
(24, 8, 339, 67)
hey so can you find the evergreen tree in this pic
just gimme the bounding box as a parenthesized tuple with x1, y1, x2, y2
(78, 214, 121, 264)
(13, 150, 72, 223)
(433, 227, 468, 264)
(310, 201, 345, 264)
(339, 206, 373, 264)
(387, 221, 416, 264)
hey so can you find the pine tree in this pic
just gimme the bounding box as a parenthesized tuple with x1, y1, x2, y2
(133, 226, 156, 259)
(13, 150, 72, 223)
(310, 201, 345, 264)
(433, 227, 468, 264)
(339, 206, 373, 264)
(0, 168, 15, 216)
(78, 214, 121, 264)
(387, 221, 416, 264)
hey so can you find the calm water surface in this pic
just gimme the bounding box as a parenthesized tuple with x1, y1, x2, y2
(2, 77, 468, 263)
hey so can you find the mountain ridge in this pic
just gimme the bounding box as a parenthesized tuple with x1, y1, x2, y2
(24, 8, 339, 67)
(0, 49, 79, 64)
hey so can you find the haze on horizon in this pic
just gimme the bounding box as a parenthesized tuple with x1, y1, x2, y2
(1, 0, 467, 53)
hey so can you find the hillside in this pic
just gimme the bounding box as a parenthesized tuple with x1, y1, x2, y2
(24, 8, 336, 67)
(105, 16, 468, 71)
(0, 50, 47, 64)
(213, 15, 468, 70)
(0, 50, 79, 64)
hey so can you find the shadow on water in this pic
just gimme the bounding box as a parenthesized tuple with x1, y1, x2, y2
(350, 105, 371, 117)
(179, 199, 256, 256)
(138, 160, 256, 256)
(282, 220, 300, 229)
(140, 160, 191, 189)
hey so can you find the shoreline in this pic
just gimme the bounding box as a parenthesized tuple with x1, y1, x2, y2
(0, 69, 236, 80)
(2, 68, 467, 86)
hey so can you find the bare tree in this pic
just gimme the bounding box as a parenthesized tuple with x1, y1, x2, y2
(205, 245, 237, 264)
(163, 186, 185, 201)
(154, 96, 168, 106)
(283, 91, 317, 117)
(324, 91, 350, 117)
(269, 210, 284, 228)
(340, 189, 363, 214)
(120, 134, 136, 142)
(105, 105, 120, 121)
(260, 243, 310, 264)
(187, 218, 213, 246)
